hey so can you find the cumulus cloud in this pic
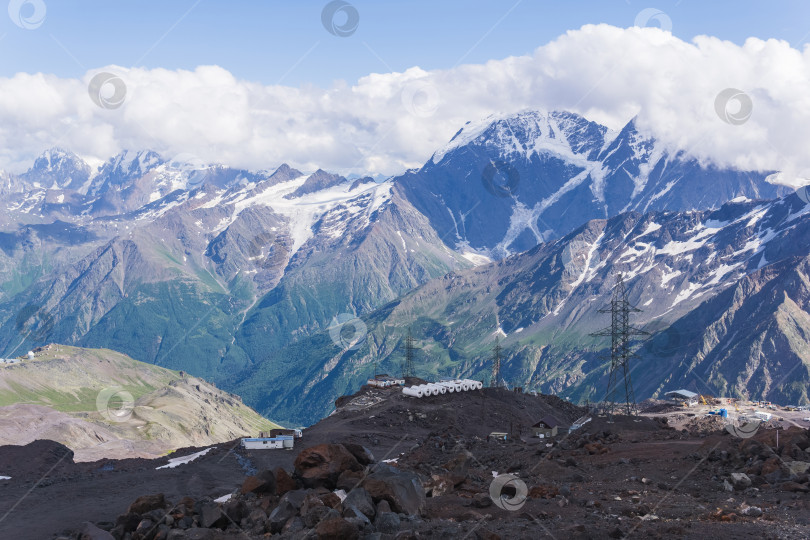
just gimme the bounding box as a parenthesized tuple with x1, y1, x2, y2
(1, 24, 810, 181)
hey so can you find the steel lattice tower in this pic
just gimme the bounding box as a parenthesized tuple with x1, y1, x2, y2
(490, 336, 502, 388)
(401, 327, 417, 378)
(591, 274, 647, 416)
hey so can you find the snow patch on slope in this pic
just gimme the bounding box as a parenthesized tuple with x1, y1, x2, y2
(156, 447, 214, 469)
(202, 176, 394, 256)
(461, 251, 492, 266)
(554, 232, 605, 315)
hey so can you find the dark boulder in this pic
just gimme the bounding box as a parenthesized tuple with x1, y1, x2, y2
(374, 512, 401, 534)
(198, 503, 227, 529)
(343, 488, 376, 520)
(268, 500, 298, 533)
(294, 444, 363, 490)
(343, 443, 376, 465)
(362, 464, 425, 515)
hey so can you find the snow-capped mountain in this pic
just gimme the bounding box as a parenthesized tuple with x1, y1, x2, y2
(89, 150, 164, 195)
(0, 109, 805, 425)
(241, 192, 810, 424)
(0, 151, 462, 384)
(18, 148, 92, 192)
(397, 110, 788, 259)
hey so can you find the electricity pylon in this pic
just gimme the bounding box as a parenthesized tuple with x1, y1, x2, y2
(401, 327, 417, 378)
(490, 336, 502, 387)
(591, 274, 648, 416)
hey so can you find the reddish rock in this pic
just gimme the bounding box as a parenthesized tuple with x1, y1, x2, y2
(528, 485, 559, 499)
(294, 444, 363, 490)
(241, 476, 265, 494)
(761, 457, 783, 476)
(127, 493, 165, 515)
(780, 481, 810, 493)
(315, 517, 360, 539)
(320, 492, 343, 509)
(275, 467, 298, 495)
(584, 443, 608, 455)
(241, 470, 276, 495)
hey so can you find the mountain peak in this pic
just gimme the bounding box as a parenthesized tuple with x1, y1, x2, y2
(430, 109, 608, 165)
(87, 150, 166, 197)
(19, 147, 91, 191)
(399, 109, 780, 259)
(106, 149, 164, 173)
(284, 168, 346, 199)
(268, 163, 304, 183)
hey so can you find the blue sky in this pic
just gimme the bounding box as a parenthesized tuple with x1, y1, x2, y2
(4, 0, 810, 87)
(1, 1, 809, 178)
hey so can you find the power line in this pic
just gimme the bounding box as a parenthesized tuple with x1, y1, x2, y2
(591, 273, 648, 416)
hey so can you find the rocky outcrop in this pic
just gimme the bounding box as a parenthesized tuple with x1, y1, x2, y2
(93, 443, 425, 539)
(284, 169, 345, 199)
(361, 464, 426, 515)
(293, 444, 364, 489)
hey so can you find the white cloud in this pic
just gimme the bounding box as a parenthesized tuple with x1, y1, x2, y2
(1, 24, 810, 181)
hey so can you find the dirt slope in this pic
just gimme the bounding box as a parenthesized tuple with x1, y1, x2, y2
(0, 344, 279, 460)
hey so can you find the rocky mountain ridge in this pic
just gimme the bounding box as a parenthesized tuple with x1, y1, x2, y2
(0, 345, 278, 461)
(230, 193, 810, 424)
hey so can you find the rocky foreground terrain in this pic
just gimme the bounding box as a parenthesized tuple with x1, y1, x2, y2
(0, 385, 808, 539)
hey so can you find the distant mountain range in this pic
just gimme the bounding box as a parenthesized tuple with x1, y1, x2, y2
(0, 110, 805, 425)
(249, 193, 810, 424)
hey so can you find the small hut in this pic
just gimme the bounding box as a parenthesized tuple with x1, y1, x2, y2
(532, 415, 563, 438)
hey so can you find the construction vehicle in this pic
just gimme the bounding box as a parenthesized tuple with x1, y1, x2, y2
(700, 395, 708, 406)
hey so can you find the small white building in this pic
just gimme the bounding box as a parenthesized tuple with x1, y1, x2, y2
(241, 435, 294, 450)
(367, 375, 405, 388)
